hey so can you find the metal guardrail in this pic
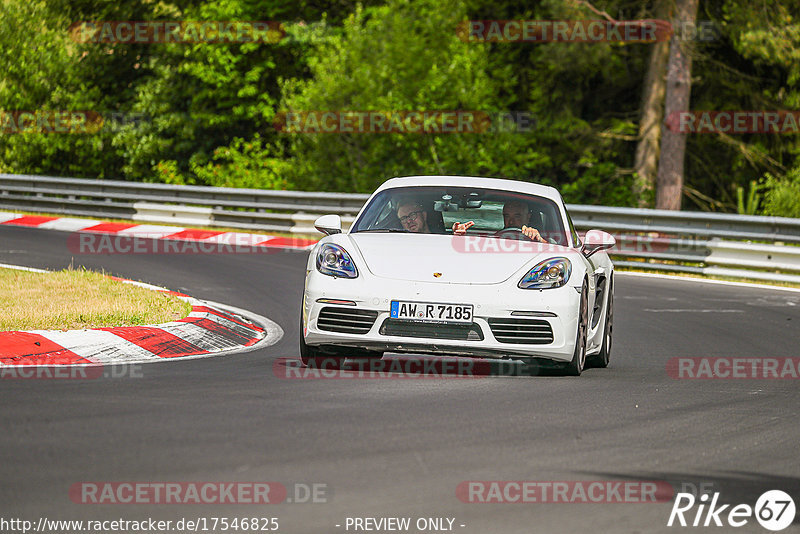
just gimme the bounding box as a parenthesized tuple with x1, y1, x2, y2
(0, 174, 367, 231)
(3, 173, 800, 283)
(571, 205, 800, 244)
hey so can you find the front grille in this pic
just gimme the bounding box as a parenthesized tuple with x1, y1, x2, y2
(488, 318, 554, 344)
(379, 319, 484, 341)
(317, 307, 378, 334)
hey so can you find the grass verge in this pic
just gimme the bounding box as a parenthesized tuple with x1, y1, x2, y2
(0, 267, 191, 330)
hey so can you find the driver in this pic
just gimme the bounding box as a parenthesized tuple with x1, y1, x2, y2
(452, 200, 547, 243)
(397, 200, 431, 233)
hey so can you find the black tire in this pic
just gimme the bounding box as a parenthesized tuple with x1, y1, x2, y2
(564, 282, 588, 376)
(299, 313, 343, 370)
(300, 341, 344, 370)
(588, 276, 613, 369)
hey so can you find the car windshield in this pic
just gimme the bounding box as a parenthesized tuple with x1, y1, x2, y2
(350, 186, 568, 245)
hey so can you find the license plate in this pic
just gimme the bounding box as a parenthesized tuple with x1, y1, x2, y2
(390, 300, 474, 324)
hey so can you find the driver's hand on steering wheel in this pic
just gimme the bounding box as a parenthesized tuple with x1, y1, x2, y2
(521, 225, 547, 243)
(452, 221, 474, 236)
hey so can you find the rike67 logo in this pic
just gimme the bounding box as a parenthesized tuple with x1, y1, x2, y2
(668, 490, 796, 531)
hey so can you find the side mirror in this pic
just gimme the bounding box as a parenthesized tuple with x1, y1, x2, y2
(314, 214, 342, 235)
(581, 229, 615, 258)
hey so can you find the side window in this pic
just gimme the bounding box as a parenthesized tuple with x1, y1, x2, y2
(375, 202, 396, 226)
(537, 206, 564, 245)
(364, 196, 400, 230)
(566, 209, 581, 247)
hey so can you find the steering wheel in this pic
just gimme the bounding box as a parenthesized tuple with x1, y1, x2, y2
(493, 227, 531, 241)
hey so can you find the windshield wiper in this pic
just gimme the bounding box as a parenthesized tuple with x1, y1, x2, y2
(352, 228, 410, 233)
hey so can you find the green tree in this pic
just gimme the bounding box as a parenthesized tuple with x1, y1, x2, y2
(280, 0, 518, 192)
(763, 167, 800, 218)
(113, 0, 384, 186)
(678, 0, 800, 211)
(0, 0, 177, 178)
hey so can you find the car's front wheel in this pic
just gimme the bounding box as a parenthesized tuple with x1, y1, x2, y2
(300, 342, 345, 370)
(564, 282, 588, 376)
(299, 314, 344, 369)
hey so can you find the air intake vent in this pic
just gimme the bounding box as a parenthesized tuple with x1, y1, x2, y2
(488, 318, 554, 344)
(317, 307, 378, 334)
(380, 319, 484, 341)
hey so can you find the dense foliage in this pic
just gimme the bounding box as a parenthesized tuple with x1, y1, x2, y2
(1, 0, 799, 213)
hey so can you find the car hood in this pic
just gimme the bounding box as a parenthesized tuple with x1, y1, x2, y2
(347, 233, 572, 284)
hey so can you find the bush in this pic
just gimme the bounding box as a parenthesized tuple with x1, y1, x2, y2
(762, 168, 800, 218)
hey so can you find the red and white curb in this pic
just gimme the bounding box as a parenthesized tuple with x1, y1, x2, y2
(0, 211, 318, 251)
(0, 264, 283, 367)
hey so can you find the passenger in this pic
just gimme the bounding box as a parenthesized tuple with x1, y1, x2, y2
(452, 199, 547, 242)
(501, 200, 530, 229)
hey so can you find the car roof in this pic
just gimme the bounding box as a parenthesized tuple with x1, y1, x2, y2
(375, 175, 562, 203)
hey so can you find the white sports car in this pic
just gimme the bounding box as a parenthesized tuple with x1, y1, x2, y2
(301, 176, 616, 375)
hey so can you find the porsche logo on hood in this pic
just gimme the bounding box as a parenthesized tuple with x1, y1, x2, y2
(433, 272, 442, 278)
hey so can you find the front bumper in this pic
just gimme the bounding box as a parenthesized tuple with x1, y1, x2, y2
(302, 272, 581, 363)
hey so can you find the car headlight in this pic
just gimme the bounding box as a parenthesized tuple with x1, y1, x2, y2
(518, 257, 571, 289)
(316, 243, 358, 278)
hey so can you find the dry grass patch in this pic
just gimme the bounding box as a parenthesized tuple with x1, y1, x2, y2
(0, 267, 191, 331)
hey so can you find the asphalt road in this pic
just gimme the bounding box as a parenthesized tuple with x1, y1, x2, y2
(1, 225, 799, 534)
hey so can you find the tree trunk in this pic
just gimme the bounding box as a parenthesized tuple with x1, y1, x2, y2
(633, 0, 670, 208)
(655, 0, 699, 210)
